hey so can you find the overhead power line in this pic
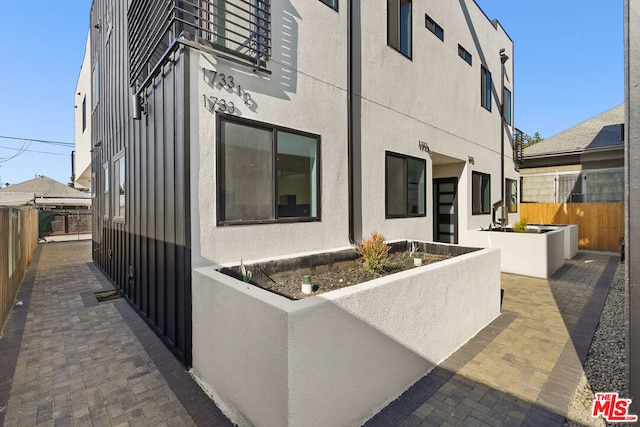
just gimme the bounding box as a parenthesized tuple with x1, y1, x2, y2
(0, 145, 68, 156)
(0, 135, 75, 147)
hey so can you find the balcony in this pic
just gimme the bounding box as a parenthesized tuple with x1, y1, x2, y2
(128, 0, 271, 91)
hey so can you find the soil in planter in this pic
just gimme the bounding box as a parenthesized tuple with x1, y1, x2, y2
(246, 251, 450, 300)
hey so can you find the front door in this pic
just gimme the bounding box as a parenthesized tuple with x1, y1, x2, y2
(434, 178, 458, 243)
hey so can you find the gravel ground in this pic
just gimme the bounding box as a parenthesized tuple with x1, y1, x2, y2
(566, 259, 628, 426)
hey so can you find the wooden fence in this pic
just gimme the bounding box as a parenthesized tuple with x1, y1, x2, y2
(520, 203, 624, 252)
(0, 207, 38, 334)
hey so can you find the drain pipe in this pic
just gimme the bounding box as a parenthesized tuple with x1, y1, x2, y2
(347, 0, 355, 244)
(499, 49, 509, 228)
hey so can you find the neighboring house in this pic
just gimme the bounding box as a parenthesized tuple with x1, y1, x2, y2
(521, 104, 624, 203)
(74, 34, 93, 191)
(84, 0, 518, 365)
(0, 176, 92, 236)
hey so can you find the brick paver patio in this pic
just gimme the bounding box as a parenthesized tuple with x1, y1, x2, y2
(0, 242, 618, 426)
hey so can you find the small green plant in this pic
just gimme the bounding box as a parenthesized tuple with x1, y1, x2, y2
(512, 219, 528, 233)
(355, 231, 391, 272)
(413, 251, 422, 259)
(240, 258, 252, 282)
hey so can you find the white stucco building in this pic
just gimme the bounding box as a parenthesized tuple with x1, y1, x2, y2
(85, 0, 518, 388)
(74, 34, 93, 191)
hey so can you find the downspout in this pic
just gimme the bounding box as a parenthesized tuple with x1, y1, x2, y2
(500, 49, 509, 227)
(347, 0, 355, 244)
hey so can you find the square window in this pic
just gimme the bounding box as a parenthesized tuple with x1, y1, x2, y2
(458, 44, 472, 65)
(472, 171, 491, 215)
(425, 14, 444, 41)
(385, 152, 426, 218)
(218, 117, 320, 224)
(388, 0, 412, 58)
(481, 66, 492, 111)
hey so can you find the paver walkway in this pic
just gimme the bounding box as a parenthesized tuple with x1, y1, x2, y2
(365, 251, 618, 426)
(0, 241, 232, 426)
(0, 242, 617, 426)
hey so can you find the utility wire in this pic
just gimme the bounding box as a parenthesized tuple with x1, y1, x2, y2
(0, 145, 68, 156)
(0, 135, 75, 147)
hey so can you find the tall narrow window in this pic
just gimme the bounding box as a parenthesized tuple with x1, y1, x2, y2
(481, 66, 491, 111)
(92, 59, 99, 110)
(385, 152, 426, 218)
(218, 116, 320, 224)
(82, 96, 87, 132)
(388, 0, 412, 58)
(472, 171, 491, 215)
(425, 14, 444, 41)
(506, 178, 518, 213)
(103, 163, 109, 219)
(114, 155, 126, 219)
(503, 88, 512, 125)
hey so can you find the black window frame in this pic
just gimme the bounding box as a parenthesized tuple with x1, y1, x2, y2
(319, 0, 338, 11)
(82, 96, 87, 132)
(506, 178, 518, 213)
(472, 171, 491, 215)
(385, 151, 427, 219)
(458, 44, 472, 65)
(387, 0, 412, 59)
(216, 114, 322, 226)
(425, 13, 444, 41)
(481, 65, 492, 111)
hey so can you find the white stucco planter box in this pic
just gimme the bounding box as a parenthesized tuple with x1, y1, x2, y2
(528, 224, 579, 260)
(191, 243, 501, 427)
(464, 228, 565, 278)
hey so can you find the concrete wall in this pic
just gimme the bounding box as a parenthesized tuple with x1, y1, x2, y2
(191, 246, 501, 427)
(529, 224, 578, 260)
(463, 228, 565, 278)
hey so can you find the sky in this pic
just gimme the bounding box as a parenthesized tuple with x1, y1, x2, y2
(0, 1, 625, 188)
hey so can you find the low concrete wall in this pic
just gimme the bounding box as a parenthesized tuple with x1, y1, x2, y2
(464, 228, 565, 278)
(192, 245, 501, 427)
(529, 224, 578, 260)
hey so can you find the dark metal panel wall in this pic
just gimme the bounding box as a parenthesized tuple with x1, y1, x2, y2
(90, 0, 192, 365)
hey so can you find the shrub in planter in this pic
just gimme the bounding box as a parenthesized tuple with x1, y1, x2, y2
(355, 231, 390, 272)
(513, 219, 528, 233)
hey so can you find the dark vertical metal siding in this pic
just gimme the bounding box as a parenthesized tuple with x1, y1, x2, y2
(90, 0, 192, 365)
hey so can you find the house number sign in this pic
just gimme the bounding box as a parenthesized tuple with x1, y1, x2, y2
(202, 67, 254, 115)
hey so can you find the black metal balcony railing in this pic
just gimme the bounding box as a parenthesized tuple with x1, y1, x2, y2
(128, 0, 271, 90)
(513, 128, 524, 171)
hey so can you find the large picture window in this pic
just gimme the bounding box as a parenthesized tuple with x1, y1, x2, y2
(472, 171, 491, 215)
(218, 116, 320, 224)
(387, 0, 412, 58)
(385, 152, 426, 218)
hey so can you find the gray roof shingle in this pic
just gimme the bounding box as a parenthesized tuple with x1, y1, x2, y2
(523, 104, 624, 157)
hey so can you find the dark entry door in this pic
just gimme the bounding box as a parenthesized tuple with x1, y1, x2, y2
(434, 178, 458, 243)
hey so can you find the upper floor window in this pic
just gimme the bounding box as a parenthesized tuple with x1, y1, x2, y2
(425, 14, 443, 41)
(387, 0, 412, 58)
(472, 171, 491, 215)
(82, 96, 87, 132)
(481, 66, 491, 111)
(319, 0, 338, 10)
(385, 151, 426, 218)
(218, 116, 320, 224)
(92, 59, 100, 111)
(458, 44, 472, 65)
(503, 87, 512, 125)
